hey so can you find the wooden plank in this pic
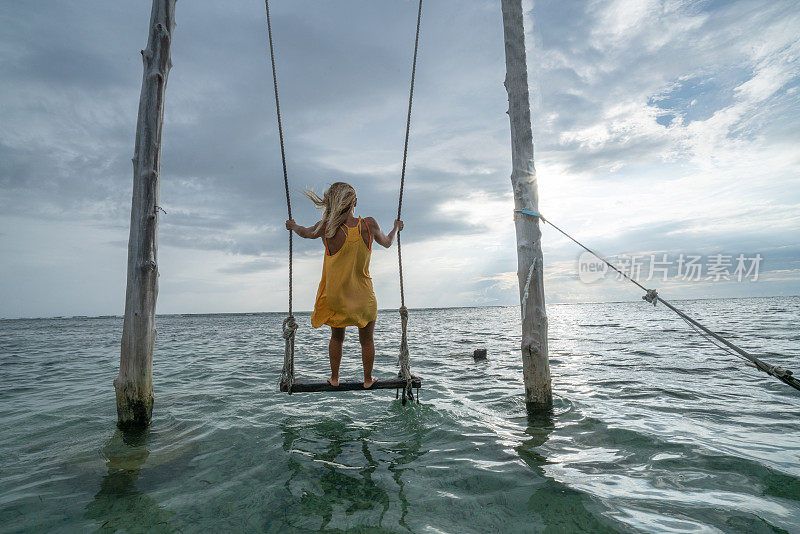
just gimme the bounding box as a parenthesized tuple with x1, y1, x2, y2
(281, 377, 421, 393)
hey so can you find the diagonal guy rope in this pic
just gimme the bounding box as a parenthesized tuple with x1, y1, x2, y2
(517, 209, 800, 393)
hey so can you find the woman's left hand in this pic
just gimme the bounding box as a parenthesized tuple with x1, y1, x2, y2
(394, 219, 404, 232)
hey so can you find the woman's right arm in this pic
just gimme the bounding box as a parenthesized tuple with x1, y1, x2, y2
(286, 219, 324, 239)
(365, 217, 403, 248)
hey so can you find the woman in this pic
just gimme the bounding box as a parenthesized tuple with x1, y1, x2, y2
(286, 182, 403, 388)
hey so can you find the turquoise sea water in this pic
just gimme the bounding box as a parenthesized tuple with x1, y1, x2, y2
(1, 297, 799, 532)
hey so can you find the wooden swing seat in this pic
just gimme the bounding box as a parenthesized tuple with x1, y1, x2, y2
(281, 376, 422, 393)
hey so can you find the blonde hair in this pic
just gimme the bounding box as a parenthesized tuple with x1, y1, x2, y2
(303, 182, 357, 239)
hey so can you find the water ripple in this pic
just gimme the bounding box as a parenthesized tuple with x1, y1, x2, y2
(1, 297, 799, 532)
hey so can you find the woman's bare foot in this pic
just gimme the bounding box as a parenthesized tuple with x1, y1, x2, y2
(327, 377, 339, 387)
(363, 377, 377, 389)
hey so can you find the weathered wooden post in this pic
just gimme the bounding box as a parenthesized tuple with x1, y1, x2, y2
(501, 0, 552, 410)
(115, 0, 176, 429)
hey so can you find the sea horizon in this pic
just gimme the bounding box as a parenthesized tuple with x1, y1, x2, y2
(3, 293, 797, 322)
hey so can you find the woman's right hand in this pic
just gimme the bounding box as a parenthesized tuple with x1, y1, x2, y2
(285, 219, 296, 232)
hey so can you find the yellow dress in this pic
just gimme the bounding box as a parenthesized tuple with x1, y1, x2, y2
(311, 217, 378, 328)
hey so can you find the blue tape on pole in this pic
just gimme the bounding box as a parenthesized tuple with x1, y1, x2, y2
(517, 208, 542, 218)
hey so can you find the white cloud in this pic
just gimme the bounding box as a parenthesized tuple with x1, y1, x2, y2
(1, 0, 798, 317)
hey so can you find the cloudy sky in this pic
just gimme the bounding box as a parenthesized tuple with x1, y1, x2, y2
(1, 0, 798, 319)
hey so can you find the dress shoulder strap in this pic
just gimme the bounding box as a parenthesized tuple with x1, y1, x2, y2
(363, 217, 372, 250)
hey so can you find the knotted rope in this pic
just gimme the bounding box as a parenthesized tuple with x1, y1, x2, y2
(398, 306, 411, 381)
(265, 0, 296, 391)
(281, 316, 298, 393)
(396, 0, 423, 390)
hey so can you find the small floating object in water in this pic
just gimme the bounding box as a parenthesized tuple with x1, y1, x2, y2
(473, 348, 487, 361)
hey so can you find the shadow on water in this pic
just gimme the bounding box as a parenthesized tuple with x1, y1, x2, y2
(276, 406, 427, 532)
(84, 428, 176, 533)
(516, 408, 620, 533)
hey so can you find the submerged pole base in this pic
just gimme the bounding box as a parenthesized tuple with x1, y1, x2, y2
(525, 386, 553, 414)
(525, 399, 553, 415)
(114, 380, 154, 429)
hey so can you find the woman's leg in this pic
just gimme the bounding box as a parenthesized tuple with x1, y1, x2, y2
(358, 320, 376, 388)
(329, 327, 345, 386)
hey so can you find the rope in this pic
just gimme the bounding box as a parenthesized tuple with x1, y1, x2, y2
(265, 0, 296, 391)
(516, 210, 800, 393)
(281, 316, 298, 392)
(516, 210, 648, 293)
(655, 293, 800, 391)
(396, 0, 423, 386)
(398, 306, 411, 380)
(265, 0, 423, 394)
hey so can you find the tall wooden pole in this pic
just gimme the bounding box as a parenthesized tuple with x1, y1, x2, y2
(115, 0, 176, 429)
(501, 0, 552, 410)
